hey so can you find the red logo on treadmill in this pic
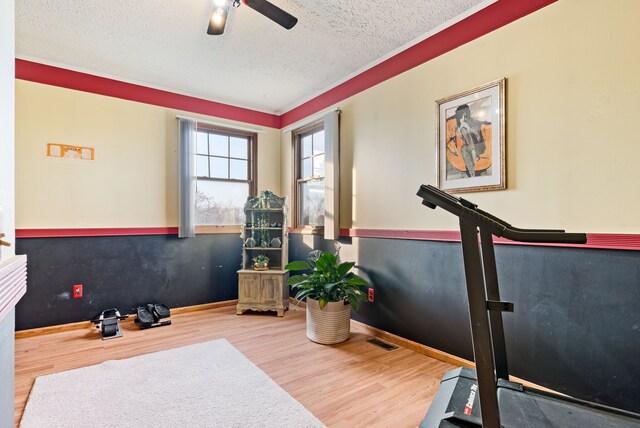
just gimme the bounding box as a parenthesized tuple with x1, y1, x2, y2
(463, 384, 478, 415)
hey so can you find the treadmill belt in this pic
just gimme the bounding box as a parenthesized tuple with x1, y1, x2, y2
(498, 387, 640, 428)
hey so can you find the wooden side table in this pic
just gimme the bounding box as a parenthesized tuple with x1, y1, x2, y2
(237, 269, 289, 316)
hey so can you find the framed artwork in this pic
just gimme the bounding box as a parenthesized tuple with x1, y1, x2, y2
(436, 78, 505, 193)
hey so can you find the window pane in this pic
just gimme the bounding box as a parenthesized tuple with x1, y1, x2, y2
(196, 132, 209, 155)
(313, 154, 324, 177)
(302, 157, 312, 179)
(210, 134, 228, 157)
(230, 159, 248, 180)
(196, 155, 209, 177)
(313, 130, 325, 155)
(210, 157, 228, 179)
(196, 180, 248, 225)
(299, 178, 324, 227)
(302, 135, 313, 157)
(230, 137, 248, 159)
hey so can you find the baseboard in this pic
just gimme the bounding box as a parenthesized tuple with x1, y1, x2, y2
(15, 320, 94, 339)
(170, 300, 238, 315)
(15, 300, 238, 339)
(350, 319, 474, 368)
(350, 319, 558, 393)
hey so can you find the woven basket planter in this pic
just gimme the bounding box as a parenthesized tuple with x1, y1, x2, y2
(305, 297, 351, 344)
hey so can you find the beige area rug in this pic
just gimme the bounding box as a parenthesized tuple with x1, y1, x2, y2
(20, 338, 325, 428)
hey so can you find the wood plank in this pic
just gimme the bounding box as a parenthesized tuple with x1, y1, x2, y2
(14, 300, 238, 339)
(14, 304, 454, 427)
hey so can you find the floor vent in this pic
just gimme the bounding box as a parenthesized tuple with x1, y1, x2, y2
(367, 337, 398, 351)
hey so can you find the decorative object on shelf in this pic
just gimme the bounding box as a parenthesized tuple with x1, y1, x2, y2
(237, 191, 289, 317)
(436, 78, 506, 193)
(285, 250, 369, 344)
(253, 189, 286, 209)
(252, 254, 270, 271)
(270, 237, 282, 248)
(253, 192, 268, 209)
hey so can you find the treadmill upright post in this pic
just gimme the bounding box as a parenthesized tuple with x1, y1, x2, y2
(459, 220, 501, 428)
(480, 228, 510, 381)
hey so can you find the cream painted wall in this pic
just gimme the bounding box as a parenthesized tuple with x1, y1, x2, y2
(0, 0, 15, 259)
(15, 81, 281, 228)
(282, 0, 640, 234)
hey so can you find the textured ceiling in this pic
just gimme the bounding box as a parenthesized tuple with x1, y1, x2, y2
(16, 0, 491, 114)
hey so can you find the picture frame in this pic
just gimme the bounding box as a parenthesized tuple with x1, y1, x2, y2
(436, 78, 506, 193)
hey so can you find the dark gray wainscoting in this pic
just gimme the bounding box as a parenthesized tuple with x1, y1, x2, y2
(15, 234, 242, 330)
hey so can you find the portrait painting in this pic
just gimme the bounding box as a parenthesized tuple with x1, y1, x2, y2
(436, 78, 505, 193)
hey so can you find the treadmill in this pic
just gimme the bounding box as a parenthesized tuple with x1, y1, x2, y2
(416, 184, 640, 428)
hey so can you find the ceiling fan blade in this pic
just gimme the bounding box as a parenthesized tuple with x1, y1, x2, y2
(244, 0, 298, 30)
(207, 2, 230, 35)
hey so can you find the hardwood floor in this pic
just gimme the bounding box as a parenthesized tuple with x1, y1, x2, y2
(14, 304, 454, 427)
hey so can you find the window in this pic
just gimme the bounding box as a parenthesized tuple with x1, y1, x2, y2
(195, 124, 256, 226)
(290, 111, 340, 238)
(293, 122, 325, 229)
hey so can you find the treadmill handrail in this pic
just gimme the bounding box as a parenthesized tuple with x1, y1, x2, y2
(417, 184, 587, 245)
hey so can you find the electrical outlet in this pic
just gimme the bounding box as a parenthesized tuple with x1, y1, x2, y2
(367, 288, 374, 302)
(73, 284, 83, 299)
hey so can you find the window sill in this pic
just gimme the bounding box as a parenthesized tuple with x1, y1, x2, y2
(195, 225, 242, 235)
(289, 226, 324, 235)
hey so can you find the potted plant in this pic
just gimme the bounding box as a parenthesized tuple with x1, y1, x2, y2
(285, 250, 369, 344)
(252, 254, 270, 271)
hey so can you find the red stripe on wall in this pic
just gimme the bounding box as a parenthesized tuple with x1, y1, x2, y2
(339, 228, 461, 242)
(14, 1, 557, 129)
(16, 227, 640, 251)
(280, 0, 558, 127)
(15, 60, 281, 129)
(338, 228, 640, 251)
(16, 227, 178, 238)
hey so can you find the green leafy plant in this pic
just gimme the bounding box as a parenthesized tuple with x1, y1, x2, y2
(252, 254, 270, 264)
(285, 250, 369, 310)
(252, 189, 285, 209)
(259, 189, 285, 206)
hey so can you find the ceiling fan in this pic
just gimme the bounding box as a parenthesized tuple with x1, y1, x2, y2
(207, 0, 298, 35)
